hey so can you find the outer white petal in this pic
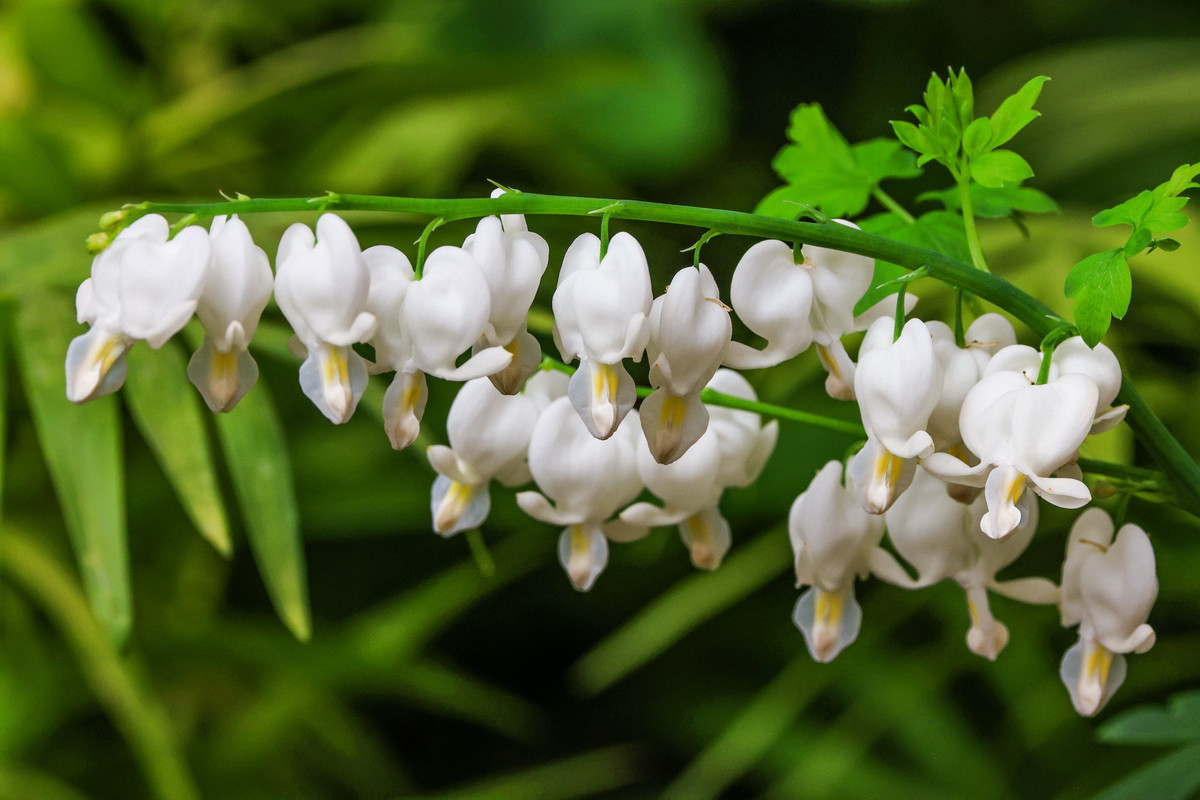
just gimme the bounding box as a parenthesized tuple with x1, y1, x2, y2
(65, 326, 131, 403)
(1060, 508, 1116, 627)
(635, 422, 723, 511)
(648, 266, 732, 396)
(363, 244, 415, 371)
(273, 214, 375, 347)
(854, 318, 939, 459)
(445, 378, 539, 479)
(1079, 524, 1158, 654)
(1053, 337, 1123, 411)
(404, 246, 509, 379)
(199, 215, 273, 351)
(726, 239, 814, 369)
(462, 214, 548, 345)
(804, 221, 874, 340)
(790, 460, 883, 590)
(1009, 374, 1099, 477)
(117, 224, 209, 347)
(526, 398, 642, 523)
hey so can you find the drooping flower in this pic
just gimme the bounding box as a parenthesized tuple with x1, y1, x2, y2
(789, 460, 884, 662)
(274, 213, 377, 424)
(848, 317, 942, 514)
(725, 222, 874, 381)
(516, 396, 646, 591)
(1058, 508, 1157, 716)
(400, 245, 512, 381)
(426, 377, 544, 536)
(552, 232, 653, 439)
(923, 371, 1097, 538)
(361, 244, 424, 449)
(67, 214, 210, 403)
(640, 265, 732, 463)
(621, 369, 777, 569)
(462, 200, 550, 394)
(872, 467, 1057, 659)
(186, 215, 273, 412)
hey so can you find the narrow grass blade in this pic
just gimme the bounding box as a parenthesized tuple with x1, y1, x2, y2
(12, 290, 129, 645)
(213, 381, 311, 640)
(124, 340, 231, 556)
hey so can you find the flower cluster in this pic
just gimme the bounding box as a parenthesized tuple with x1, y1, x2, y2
(69, 205, 1157, 716)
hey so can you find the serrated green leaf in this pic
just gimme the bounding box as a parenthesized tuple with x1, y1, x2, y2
(782, 104, 854, 166)
(213, 382, 311, 641)
(969, 149, 1033, 188)
(919, 183, 1059, 218)
(1091, 741, 1200, 800)
(962, 116, 992, 158)
(988, 75, 1049, 148)
(124, 339, 232, 556)
(1098, 690, 1200, 746)
(950, 68, 974, 129)
(851, 139, 922, 183)
(11, 290, 129, 645)
(1064, 248, 1130, 346)
(1125, 226, 1153, 256)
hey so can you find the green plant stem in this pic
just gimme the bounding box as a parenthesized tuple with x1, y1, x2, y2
(871, 187, 915, 224)
(957, 175, 991, 273)
(126, 192, 1200, 518)
(0, 528, 201, 800)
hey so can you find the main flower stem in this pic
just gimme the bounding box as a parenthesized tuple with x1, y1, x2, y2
(125, 192, 1200, 517)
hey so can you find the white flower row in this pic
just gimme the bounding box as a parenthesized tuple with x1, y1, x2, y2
(65, 201, 1157, 716)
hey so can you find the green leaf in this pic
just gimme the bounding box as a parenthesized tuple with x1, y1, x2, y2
(969, 149, 1033, 188)
(1124, 226, 1153, 257)
(1091, 741, 1200, 800)
(124, 339, 232, 556)
(961, 116, 993, 158)
(1093, 191, 1154, 229)
(11, 290, 129, 646)
(213, 382, 311, 641)
(988, 75, 1049, 148)
(852, 139, 921, 183)
(918, 184, 1059, 218)
(1064, 248, 1131, 346)
(1158, 163, 1200, 198)
(1099, 691, 1200, 746)
(1151, 237, 1182, 252)
(890, 120, 932, 156)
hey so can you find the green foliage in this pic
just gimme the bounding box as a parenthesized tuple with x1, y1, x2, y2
(1065, 163, 1200, 345)
(1092, 691, 1200, 800)
(758, 104, 920, 219)
(918, 184, 1059, 218)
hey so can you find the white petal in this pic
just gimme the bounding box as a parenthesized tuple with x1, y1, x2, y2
(639, 388, 709, 465)
(383, 370, 427, 450)
(793, 585, 862, 663)
(298, 343, 368, 424)
(186, 337, 258, 413)
(558, 523, 609, 591)
(430, 474, 491, 536)
(65, 326, 131, 403)
(567, 358, 636, 440)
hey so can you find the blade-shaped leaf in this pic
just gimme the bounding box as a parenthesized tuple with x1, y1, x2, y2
(988, 75, 1049, 148)
(124, 338, 232, 556)
(1091, 741, 1200, 800)
(1099, 690, 1200, 746)
(11, 290, 129, 645)
(213, 381, 311, 641)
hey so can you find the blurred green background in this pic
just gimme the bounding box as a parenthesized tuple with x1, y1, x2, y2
(2, 0, 1200, 798)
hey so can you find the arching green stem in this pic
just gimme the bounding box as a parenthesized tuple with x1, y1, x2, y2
(122, 192, 1200, 517)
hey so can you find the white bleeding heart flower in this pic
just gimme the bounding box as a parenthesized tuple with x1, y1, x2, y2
(621, 369, 778, 569)
(462, 205, 550, 395)
(186, 215, 273, 413)
(923, 371, 1098, 539)
(361, 244, 424, 449)
(848, 317, 941, 514)
(274, 213, 377, 424)
(426, 378, 541, 537)
(67, 214, 210, 403)
(401, 245, 512, 381)
(552, 231, 652, 439)
(516, 397, 646, 591)
(640, 265, 732, 464)
(873, 467, 1057, 660)
(1058, 509, 1157, 716)
(788, 460, 884, 662)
